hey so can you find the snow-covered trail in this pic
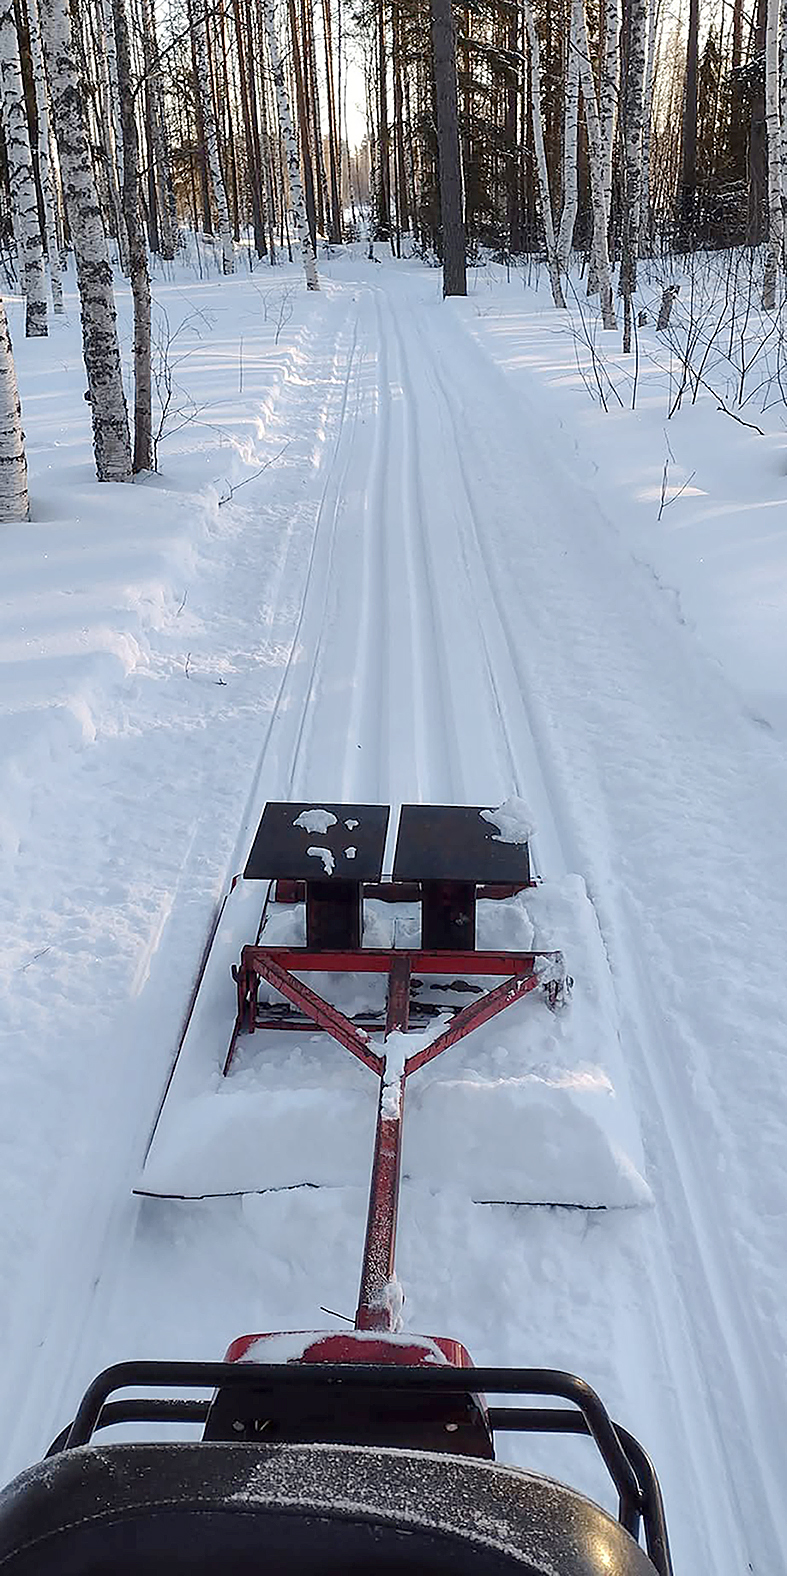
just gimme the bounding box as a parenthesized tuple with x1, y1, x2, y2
(3, 262, 787, 1576)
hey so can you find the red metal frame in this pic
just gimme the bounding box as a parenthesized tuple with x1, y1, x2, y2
(226, 942, 565, 1332)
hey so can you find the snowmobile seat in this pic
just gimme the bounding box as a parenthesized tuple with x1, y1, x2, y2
(0, 1439, 658, 1574)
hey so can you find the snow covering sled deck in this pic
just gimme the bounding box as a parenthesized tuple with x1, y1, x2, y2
(139, 800, 651, 1206)
(0, 802, 673, 1573)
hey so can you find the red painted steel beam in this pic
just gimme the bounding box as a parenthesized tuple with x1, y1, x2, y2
(251, 953, 384, 1074)
(356, 956, 410, 1332)
(404, 970, 545, 1075)
(274, 880, 530, 904)
(245, 945, 548, 976)
(385, 954, 411, 1037)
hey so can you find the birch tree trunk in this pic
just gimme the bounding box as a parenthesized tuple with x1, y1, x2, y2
(189, 0, 234, 272)
(780, 0, 787, 215)
(0, 0, 48, 336)
(619, 0, 647, 350)
(97, 0, 129, 270)
(262, 0, 319, 288)
(139, 0, 179, 260)
(639, 0, 658, 254)
(523, 0, 566, 306)
(39, 0, 132, 482)
(763, 0, 784, 307)
(573, 0, 617, 326)
(557, 1, 580, 271)
(113, 0, 151, 470)
(0, 295, 29, 520)
(23, 0, 64, 311)
(600, 0, 620, 236)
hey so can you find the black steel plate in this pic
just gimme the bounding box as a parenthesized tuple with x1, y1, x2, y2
(393, 805, 530, 883)
(244, 802, 390, 882)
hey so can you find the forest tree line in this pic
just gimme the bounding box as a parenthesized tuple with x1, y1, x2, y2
(0, 0, 785, 513)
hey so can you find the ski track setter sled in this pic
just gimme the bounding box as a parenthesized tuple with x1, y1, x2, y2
(0, 803, 673, 1575)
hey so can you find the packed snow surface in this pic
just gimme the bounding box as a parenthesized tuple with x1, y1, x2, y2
(1, 251, 787, 1576)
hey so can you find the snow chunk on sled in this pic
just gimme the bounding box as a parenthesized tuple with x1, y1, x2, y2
(140, 1084, 377, 1198)
(404, 1071, 651, 1208)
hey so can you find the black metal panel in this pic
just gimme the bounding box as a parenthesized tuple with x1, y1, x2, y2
(244, 803, 389, 882)
(393, 806, 530, 884)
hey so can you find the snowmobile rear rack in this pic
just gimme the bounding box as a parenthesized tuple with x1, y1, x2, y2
(30, 1360, 672, 1575)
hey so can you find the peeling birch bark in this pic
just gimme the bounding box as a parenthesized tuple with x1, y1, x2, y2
(639, 0, 658, 254)
(557, 1, 580, 272)
(262, 0, 319, 289)
(113, 0, 152, 471)
(573, 0, 617, 328)
(763, 0, 784, 308)
(22, 0, 64, 312)
(619, 0, 647, 351)
(523, 0, 565, 306)
(0, 295, 29, 520)
(190, 0, 234, 273)
(0, 0, 48, 336)
(39, 0, 132, 482)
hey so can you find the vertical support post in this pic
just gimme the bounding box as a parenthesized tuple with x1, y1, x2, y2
(306, 880, 362, 949)
(355, 956, 410, 1331)
(421, 880, 476, 949)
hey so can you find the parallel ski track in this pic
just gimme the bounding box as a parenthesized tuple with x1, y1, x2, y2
(10, 275, 783, 1576)
(394, 287, 784, 1573)
(0, 300, 373, 1479)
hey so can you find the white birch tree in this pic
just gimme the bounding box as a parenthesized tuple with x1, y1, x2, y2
(0, 295, 29, 520)
(23, 0, 64, 312)
(189, 0, 234, 273)
(763, 0, 784, 308)
(780, 0, 787, 221)
(523, 0, 565, 306)
(139, 0, 179, 260)
(573, 0, 617, 327)
(39, 0, 132, 483)
(0, 0, 48, 336)
(639, 0, 658, 253)
(600, 0, 620, 235)
(262, 0, 319, 289)
(114, 0, 151, 470)
(619, 0, 647, 350)
(557, 3, 580, 271)
(96, 0, 129, 271)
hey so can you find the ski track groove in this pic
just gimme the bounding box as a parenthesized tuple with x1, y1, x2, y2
(383, 294, 469, 805)
(6, 276, 783, 1576)
(0, 298, 371, 1478)
(404, 291, 784, 1572)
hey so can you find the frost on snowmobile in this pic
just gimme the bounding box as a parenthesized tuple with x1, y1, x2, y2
(0, 803, 673, 1574)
